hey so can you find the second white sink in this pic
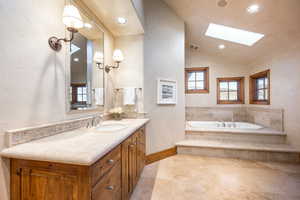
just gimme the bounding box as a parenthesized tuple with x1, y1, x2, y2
(95, 122, 128, 132)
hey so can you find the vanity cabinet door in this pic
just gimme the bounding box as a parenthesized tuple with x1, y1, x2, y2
(16, 168, 78, 200)
(129, 132, 139, 191)
(121, 127, 146, 200)
(137, 128, 146, 178)
(10, 159, 89, 200)
(121, 136, 132, 200)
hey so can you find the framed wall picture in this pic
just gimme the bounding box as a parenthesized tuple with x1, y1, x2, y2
(157, 79, 177, 104)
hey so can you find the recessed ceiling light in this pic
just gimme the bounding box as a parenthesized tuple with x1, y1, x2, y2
(205, 23, 264, 46)
(218, 44, 225, 49)
(73, 58, 79, 62)
(117, 17, 127, 25)
(247, 4, 260, 14)
(84, 23, 92, 29)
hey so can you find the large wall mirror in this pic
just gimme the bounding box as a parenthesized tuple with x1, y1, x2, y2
(67, 3, 105, 112)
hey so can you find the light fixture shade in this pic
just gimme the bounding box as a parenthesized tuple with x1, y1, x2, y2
(94, 51, 104, 63)
(113, 49, 124, 62)
(62, 5, 83, 29)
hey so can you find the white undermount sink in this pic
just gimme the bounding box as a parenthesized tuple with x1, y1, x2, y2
(95, 122, 128, 132)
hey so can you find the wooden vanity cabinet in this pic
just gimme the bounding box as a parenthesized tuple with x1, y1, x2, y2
(10, 126, 146, 200)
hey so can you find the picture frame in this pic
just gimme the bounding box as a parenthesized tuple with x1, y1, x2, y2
(157, 79, 177, 104)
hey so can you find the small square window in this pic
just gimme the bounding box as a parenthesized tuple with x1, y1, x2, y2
(185, 67, 209, 93)
(217, 77, 244, 104)
(71, 84, 88, 104)
(250, 70, 270, 105)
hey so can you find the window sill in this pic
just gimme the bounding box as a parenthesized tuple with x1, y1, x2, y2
(186, 89, 209, 94)
(217, 100, 245, 104)
(250, 100, 270, 105)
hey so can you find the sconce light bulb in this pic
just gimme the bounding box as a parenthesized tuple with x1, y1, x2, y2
(84, 23, 92, 29)
(94, 51, 104, 63)
(113, 49, 124, 62)
(63, 5, 83, 29)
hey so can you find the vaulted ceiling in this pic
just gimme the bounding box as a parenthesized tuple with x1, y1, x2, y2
(163, 0, 300, 65)
(80, 0, 144, 36)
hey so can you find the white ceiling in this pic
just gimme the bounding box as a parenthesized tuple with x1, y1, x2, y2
(163, 0, 300, 65)
(80, 0, 144, 36)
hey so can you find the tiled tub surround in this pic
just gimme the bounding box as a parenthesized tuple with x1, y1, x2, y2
(4, 114, 105, 147)
(186, 121, 286, 144)
(186, 106, 284, 132)
(181, 107, 300, 162)
(1, 119, 149, 165)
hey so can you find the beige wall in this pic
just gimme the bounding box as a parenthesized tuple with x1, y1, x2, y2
(0, 1, 114, 199)
(144, 0, 185, 154)
(248, 44, 300, 147)
(186, 51, 249, 107)
(114, 34, 144, 89)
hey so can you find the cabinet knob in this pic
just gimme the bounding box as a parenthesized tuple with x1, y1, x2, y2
(106, 185, 114, 191)
(107, 159, 114, 164)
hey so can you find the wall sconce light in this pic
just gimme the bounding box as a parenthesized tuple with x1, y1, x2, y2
(94, 49, 124, 73)
(48, 5, 83, 51)
(94, 51, 104, 69)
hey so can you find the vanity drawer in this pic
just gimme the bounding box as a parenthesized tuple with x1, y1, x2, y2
(92, 161, 121, 200)
(91, 145, 121, 186)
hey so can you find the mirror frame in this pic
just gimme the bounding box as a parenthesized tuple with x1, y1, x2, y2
(65, 1, 106, 114)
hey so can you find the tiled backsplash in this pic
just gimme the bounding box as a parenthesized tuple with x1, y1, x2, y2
(5, 114, 104, 147)
(186, 107, 284, 131)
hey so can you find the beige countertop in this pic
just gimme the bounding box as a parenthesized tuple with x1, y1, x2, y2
(1, 119, 149, 166)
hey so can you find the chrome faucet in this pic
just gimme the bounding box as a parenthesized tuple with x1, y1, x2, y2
(231, 115, 236, 128)
(218, 120, 226, 128)
(87, 115, 104, 128)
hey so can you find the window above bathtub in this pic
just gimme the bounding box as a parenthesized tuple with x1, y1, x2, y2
(185, 67, 209, 94)
(249, 69, 270, 105)
(217, 77, 245, 104)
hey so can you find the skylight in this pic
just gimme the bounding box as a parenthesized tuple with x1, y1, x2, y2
(70, 44, 80, 55)
(205, 23, 264, 46)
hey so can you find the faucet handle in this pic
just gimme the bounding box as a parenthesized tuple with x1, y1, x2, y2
(86, 121, 91, 128)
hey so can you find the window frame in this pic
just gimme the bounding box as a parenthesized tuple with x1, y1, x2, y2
(249, 69, 270, 105)
(217, 77, 245, 104)
(185, 67, 209, 94)
(71, 83, 88, 105)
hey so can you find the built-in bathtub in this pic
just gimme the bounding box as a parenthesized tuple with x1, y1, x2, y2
(187, 121, 262, 131)
(185, 121, 286, 144)
(186, 121, 283, 135)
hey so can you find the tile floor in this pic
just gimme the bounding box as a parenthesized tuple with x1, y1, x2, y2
(130, 155, 300, 200)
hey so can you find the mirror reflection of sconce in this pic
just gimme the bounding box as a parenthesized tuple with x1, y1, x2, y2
(48, 5, 83, 51)
(94, 51, 104, 69)
(94, 49, 124, 73)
